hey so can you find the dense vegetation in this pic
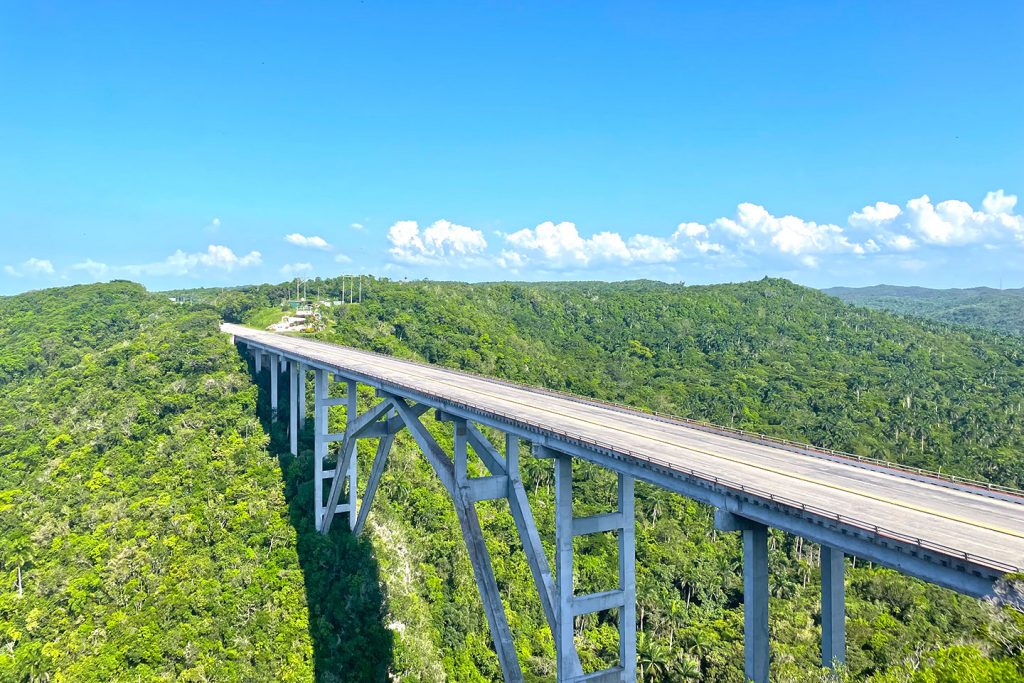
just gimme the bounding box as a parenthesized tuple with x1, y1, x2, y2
(210, 276, 1024, 681)
(0, 284, 331, 681)
(827, 285, 1024, 337)
(5, 278, 1024, 681)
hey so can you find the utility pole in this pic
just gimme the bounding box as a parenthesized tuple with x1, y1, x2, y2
(359, 275, 362, 303)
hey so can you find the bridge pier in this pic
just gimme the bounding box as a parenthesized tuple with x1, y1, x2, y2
(289, 361, 298, 456)
(269, 354, 279, 421)
(715, 510, 769, 683)
(297, 362, 306, 430)
(554, 453, 636, 682)
(313, 369, 328, 530)
(821, 546, 846, 669)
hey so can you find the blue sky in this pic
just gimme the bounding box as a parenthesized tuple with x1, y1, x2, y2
(2, 1, 1022, 294)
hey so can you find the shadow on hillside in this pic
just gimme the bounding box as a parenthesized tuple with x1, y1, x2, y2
(239, 346, 394, 683)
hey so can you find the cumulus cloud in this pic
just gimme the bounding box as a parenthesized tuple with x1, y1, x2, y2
(71, 259, 110, 278)
(281, 262, 313, 277)
(899, 190, 1024, 246)
(285, 233, 332, 250)
(122, 245, 262, 276)
(4, 257, 55, 277)
(849, 201, 902, 227)
(350, 223, 364, 231)
(498, 221, 679, 270)
(388, 219, 488, 264)
(334, 252, 353, 264)
(672, 204, 872, 266)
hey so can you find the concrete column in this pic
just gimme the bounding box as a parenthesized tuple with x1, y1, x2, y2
(618, 473, 637, 681)
(289, 361, 298, 456)
(270, 355, 279, 421)
(313, 369, 328, 531)
(821, 546, 846, 669)
(297, 363, 306, 429)
(255, 350, 262, 373)
(454, 419, 468, 485)
(744, 522, 770, 683)
(554, 455, 575, 680)
(346, 380, 358, 531)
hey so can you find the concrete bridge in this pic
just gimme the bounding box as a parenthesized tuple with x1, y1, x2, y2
(223, 322, 1024, 683)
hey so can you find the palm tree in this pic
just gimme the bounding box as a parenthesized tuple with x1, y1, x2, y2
(3, 533, 32, 597)
(686, 629, 712, 673)
(637, 632, 670, 682)
(674, 654, 701, 680)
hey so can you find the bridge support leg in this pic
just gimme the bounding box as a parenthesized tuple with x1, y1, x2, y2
(715, 510, 769, 683)
(297, 362, 306, 430)
(270, 354, 279, 421)
(821, 545, 845, 669)
(289, 361, 298, 456)
(555, 453, 636, 682)
(313, 368, 328, 531)
(744, 523, 769, 683)
(354, 431, 395, 536)
(393, 402, 523, 682)
(255, 350, 262, 373)
(346, 380, 358, 531)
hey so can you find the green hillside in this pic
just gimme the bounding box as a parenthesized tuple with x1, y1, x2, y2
(826, 285, 1024, 336)
(0, 283, 367, 682)
(4, 279, 1024, 682)
(221, 276, 1024, 682)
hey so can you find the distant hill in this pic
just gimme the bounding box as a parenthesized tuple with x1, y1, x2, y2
(825, 284, 1024, 336)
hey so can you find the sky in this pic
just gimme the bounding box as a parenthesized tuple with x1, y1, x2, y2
(1, 1, 1022, 295)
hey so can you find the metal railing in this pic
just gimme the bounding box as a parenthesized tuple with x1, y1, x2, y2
(230, 326, 1024, 575)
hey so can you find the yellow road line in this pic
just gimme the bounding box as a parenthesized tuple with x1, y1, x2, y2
(248, 332, 1024, 540)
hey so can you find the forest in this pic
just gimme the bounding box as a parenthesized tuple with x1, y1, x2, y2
(3, 278, 1024, 681)
(826, 285, 1024, 337)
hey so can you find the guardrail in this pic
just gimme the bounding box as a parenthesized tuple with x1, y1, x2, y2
(230, 326, 1024, 575)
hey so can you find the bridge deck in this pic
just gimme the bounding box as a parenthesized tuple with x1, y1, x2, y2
(224, 323, 1024, 576)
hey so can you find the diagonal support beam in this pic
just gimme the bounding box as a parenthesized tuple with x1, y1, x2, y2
(467, 424, 509, 476)
(322, 388, 395, 534)
(354, 432, 397, 536)
(391, 398, 523, 682)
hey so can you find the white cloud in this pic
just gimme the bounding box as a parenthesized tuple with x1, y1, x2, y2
(285, 233, 332, 250)
(4, 257, 55, 277)
(886, 234, 916, 251)
(350, 223, 364, 231)
(624, 234, 681, 263)
(205, 217, 222, 232)
(71, 259, 110, 278)
(900, 190, 1024, 246)
(122, 245, 262, 276)
(849, 201, 902, 227)
(334, 252, 353, 264)
(672, 222, 724, 254)
(675, 204, 869, 260)
(499, 221, 679, 270)
(388, 219, 488, 264)
(280, 262, 313, 277)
